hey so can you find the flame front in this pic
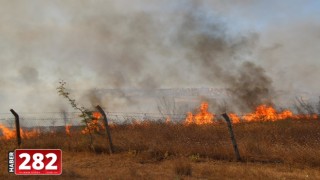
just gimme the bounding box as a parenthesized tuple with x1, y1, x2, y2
(185, 102, 215, 125)
(184, 102, 318, 125)
(0, 124, 15, 139)
(0, 124, 39, 140)
(229, 113, 240, 124)
(1, 103, 318, 140)
(243, 105, 294, 122)
(242, 104, 319, 122)
(65, 124, 71, 136)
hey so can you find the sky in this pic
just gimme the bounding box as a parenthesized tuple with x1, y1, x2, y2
(0, 0, 319, 113)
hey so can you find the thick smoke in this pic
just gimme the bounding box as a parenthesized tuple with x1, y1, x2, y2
(173, 7, 273, 111)
(0, 0, 318, 113)
(228, 62, 273, 110)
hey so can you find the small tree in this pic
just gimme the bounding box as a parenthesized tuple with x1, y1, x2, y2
(57, 80, 95, 150)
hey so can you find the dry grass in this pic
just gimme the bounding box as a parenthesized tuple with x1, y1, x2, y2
(1, 153, 320, 179)
(174, 159, 192, 176)
(1, 119, 320, 179)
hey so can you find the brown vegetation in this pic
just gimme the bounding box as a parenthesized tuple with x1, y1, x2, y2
(1, 119, 320, 179)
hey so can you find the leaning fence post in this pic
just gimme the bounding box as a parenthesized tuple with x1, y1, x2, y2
(96, 105, 114, 154)
(10, 109, 21, 147)
(222, 113, 241, 161)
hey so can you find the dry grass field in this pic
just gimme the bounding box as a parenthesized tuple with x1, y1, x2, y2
(1, 119, 320, 179)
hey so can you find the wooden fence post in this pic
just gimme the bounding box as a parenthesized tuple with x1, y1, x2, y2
(222, 113, 241, 161)
(96, 105, 114, 154)
(10, 109, 21, 147)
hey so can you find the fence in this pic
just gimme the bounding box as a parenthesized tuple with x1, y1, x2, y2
(0, 109, 243, 160)
(0, 111, 190, 128)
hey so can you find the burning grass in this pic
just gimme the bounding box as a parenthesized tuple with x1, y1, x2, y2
(1, 119, 320, 166)
(185, 102, 319, 125)
(1, 119, 320, 178)
(0, 124, 40, 140)
(1, 102, 320, 178)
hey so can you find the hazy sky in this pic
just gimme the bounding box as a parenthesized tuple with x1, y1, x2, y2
(0, 0, 319, 113)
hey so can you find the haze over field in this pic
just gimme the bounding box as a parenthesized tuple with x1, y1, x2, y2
(0, 0, 319, 113)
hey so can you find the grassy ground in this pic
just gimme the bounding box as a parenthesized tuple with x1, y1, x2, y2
(1, 119, 320, 179)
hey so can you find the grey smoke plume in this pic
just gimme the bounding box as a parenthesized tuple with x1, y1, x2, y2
(0, 0, 319, 113)
(172, 7, 273, 110)
(228, 62, 273, 110)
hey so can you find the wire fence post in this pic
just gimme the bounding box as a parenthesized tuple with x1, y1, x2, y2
(222, 113, 241, 161)
(96, 105, 114, 154)
(10, 109, 21, 147)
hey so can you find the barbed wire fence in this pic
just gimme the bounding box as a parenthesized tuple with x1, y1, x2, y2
(0, 111, 191, 129)
(1, 104, 319, 130)
(0, 110, 262, 130)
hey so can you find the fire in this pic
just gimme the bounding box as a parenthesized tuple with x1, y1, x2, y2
(185, 112, 194, 125)
(0, 124, 39, 140)
(229, 113, 240, 124)
(0, 124, 15, 139)
(243, 105, 294, 122)
(81, 112, 105, 134)
(92, 112, 102, 119)
(65, 124, 71, 136)
(242, 105, 318, 122)
(184, 102, 318, 125)
(185, 102, 215, 125)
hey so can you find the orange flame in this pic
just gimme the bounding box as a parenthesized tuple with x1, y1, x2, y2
(92, 112, 102, 119)
(185, 112, 194, 125)
(0, 124, 39, 140)
(0, 124, 15, 139)
(243, 105, 294, 122)
(81, 112, 105, 134)
(185, 102, 215, 125)
(229, 113, 240, 124)
(184, 102, 318, 125)
(65, 124, 71, 136)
